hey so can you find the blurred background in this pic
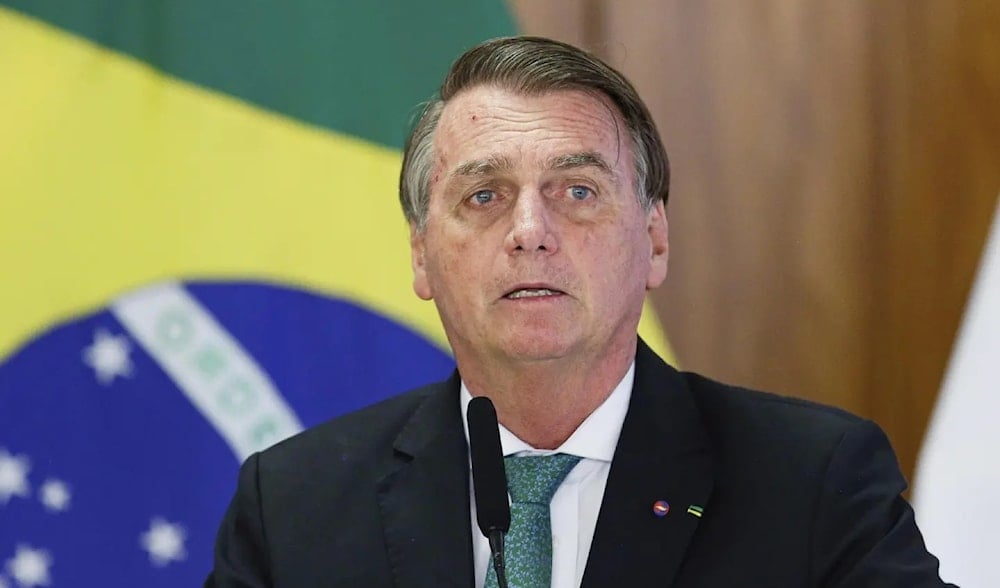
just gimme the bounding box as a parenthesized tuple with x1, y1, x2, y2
(1, 1, 997, 586)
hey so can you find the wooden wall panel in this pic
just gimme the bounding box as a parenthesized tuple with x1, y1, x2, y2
(866, 1, 1000, 478)
(509, 0, 1000, 481)
(507, 0, 592, 48)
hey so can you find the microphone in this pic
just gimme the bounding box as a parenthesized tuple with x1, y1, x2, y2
(467, 396, 510, 588)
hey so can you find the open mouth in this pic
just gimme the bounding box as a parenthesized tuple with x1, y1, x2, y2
(504, 288, 564, 300)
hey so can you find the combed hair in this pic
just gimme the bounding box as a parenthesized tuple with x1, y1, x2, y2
(399, 36, 670, 229)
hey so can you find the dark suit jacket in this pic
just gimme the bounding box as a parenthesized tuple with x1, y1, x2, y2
(206, 340, 953, 587)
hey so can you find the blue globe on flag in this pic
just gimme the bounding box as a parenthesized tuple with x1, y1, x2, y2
(0, 281, 454, 586)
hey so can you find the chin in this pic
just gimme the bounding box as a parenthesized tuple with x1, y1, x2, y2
(494, 333, 579, 362)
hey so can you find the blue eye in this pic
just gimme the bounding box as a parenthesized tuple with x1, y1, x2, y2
(569, 186, 593, 200)
(471, 190, 495, 205)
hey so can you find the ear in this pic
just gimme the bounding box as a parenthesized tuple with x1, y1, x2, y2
(410, 224, 434, 300)
(645, 200, 669, 290)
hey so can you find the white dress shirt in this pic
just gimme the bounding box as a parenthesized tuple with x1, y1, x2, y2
(460, 363, 635, 588)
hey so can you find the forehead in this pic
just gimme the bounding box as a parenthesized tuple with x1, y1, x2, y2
(433, 86, 630, 171)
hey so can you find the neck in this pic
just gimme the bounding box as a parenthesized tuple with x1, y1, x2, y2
(458, 338, 637, 449)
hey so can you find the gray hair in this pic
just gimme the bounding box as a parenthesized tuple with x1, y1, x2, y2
(399, 36, 670, 229)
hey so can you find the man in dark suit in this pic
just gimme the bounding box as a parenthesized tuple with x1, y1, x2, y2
(206, 36, 953, 587)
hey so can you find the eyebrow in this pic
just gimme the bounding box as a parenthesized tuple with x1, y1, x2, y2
(451, 151, 617, 180)
(452, 154, 516, 178)
(546, 151, 616, 179)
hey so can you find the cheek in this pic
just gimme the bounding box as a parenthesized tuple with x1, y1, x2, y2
(427, 232, 476, 289)
(590, 224, 650, 282)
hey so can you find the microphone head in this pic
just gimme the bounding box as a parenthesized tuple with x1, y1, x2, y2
(467, 396, 510, 536)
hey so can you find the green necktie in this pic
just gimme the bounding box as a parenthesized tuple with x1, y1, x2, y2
(484, 453, 582, 588)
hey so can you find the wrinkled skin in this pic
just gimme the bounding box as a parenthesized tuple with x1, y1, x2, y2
(410, 86, 668, 429)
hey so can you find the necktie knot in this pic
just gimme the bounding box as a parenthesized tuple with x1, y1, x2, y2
(504, 453, 581, 504)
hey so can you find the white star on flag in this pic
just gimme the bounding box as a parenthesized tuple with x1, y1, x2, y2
(140, 518, 187, 567)
(5, 545, 52, 588)
(82, 328, 134, 385)
(38, 479, 71, 513)
(0, 448, 31, 505)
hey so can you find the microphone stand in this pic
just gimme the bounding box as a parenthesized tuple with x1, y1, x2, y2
(468, 396, 511, 588)
(487, 528, 508, 588)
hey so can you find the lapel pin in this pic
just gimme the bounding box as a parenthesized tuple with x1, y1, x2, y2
(652, 500, 670, 517)
(686, 505, 704, 518)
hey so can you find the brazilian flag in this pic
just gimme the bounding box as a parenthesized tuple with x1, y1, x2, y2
(0, 2, 671, 585)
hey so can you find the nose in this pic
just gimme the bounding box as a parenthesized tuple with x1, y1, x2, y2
(505, 188, 558, 255)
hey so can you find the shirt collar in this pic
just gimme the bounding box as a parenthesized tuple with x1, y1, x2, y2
(459, 361, 635, 462)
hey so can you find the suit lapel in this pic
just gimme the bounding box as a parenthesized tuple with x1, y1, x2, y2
(582, 340, 715, 587)
(376, 373, 475, 588)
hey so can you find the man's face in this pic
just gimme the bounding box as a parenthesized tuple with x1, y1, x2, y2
(410, 86, 668, 365)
